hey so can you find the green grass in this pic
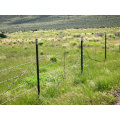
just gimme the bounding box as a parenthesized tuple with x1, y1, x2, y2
(0, 27, 120, 105)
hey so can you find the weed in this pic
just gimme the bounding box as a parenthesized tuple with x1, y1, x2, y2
(40, 50, 44, 55)
(50, 56, 57, 63)
(70, 41, 78, 46)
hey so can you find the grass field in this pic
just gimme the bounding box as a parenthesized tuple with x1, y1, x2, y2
(0, 27, 120, 105)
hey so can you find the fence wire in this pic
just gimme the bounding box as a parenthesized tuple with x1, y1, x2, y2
(1, 86, 37, 105)
(0, 63, 34, 97)
(0, 43, 106, 105)
(0, 61, 34, 73)
(84, 48, 104, 62)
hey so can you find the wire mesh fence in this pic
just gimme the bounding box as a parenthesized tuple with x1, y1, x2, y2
(0, 32, 119, 105)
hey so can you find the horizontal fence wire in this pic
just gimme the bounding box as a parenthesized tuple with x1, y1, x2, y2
(0, 61, 35, 73)
(0, 46, 96, 104)
(84, 48, 104, 62)
(0, 69, 36, 97)
(0, 56, 48, 73)
(0, 62, 56, 85)
(0, 67, 35, 84)
(1, 86, 37, 105)
(0, 52, 89, 102)
(0, 63, 34, 97)
(0, 75, 19, 84)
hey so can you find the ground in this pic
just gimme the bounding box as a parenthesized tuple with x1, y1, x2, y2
(0, 27, 120, 105)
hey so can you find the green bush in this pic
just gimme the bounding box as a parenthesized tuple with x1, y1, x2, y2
(13, 41, 17, 44)
(50, 56, 57, 63)
(70, 41, 78, 46)
(28, 41, 32, 44)
(24, 47, 28, 49)
(40, 50, 44, 55)
(39, 42, 44, 46)
(39, 68, 47, 73)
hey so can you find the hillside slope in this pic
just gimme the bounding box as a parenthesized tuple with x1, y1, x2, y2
(0, 15, 120, 32)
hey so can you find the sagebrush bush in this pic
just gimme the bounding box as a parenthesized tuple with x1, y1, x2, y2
(40, 50, 44, 55)
(39, 42, 44, 46)
(114, 32, 120, 37)
(39, 68, 47, 73)
(13, 41, 17, 44)
(50, 56, 57, 62)
(24, 47, 28, 49)
(0, 32, 7, 38)
(95, 32, 104, 37)
(70, 41, 78, 46)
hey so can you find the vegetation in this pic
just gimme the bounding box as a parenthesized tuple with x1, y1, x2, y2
(0, 27, 120, 105)
(0, 15, 120, 32)
(0, 32, 7, 38)
(50, 56, 57, 63)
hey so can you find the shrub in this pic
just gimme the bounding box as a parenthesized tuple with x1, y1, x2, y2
(62, 44, 67, 48)
(95, 32, 104, 37)
(40, 50, 44, 55)
(70, 41, 78, 46)
(114, 32, 120, 37)
(39, 68, 47, 73)
(29, 41, 32, 44)
(13, 41, 17, 44)
(0, 32, 7, 38)
(108, 34, 114, 38)
(39, 42, 44, 46)
(24, 47, 28, 49)
(50, 56, 57, 63)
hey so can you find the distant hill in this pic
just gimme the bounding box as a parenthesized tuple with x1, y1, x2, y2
(0, 15, 120, 32)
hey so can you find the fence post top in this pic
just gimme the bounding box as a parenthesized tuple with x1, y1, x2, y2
(36, 39, 38, 45)
(81, 36, 83, 41)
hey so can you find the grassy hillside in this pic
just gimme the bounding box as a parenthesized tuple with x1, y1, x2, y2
(0, 27, 120, 105)
(0, 15, 120, 32)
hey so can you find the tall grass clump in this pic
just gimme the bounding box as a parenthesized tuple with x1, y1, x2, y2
(70, 41, 78, 46)
(50, 56, 57, 63)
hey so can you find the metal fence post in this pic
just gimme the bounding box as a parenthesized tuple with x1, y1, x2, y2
(81, 36, 83, 73)
(36, 39, 40, 99)
(64, 51, 66, 79)
(105, 32, 107, 60)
